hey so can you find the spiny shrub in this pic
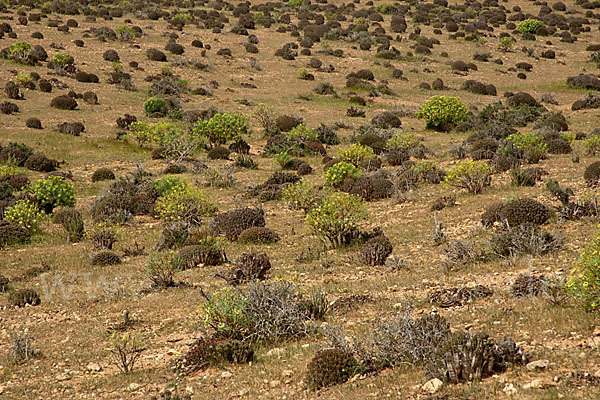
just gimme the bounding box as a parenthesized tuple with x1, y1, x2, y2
(91, 167, 116, 182)
(207, 207, 265, 241)
(193, 113, 249, 146)
(417, 96, 470, 131)
(324, 162, 362, 187)
(28, 176, 75, 214)
(0, 222, 31, 248)
(9, 288, 41, 307)
(568, 229, 600, 311)
(238, 226, 280, 244)
(306, 191, 367, 247)
(154, 185, 216, 225)
(55, 207, 84, 242)
(91, 250, 122, 266)
(4, 200, 45, 232)
(482, 198, 550, 228)
(511, 274, 547, 298)
(444, 160, 492, 194)
(517, 19, 543, 34)
(146, 251, 176, 288)
(306, 349, 360, 390)
(358, 233, 393, 266)
(173, 238, 226, 269)
(490, 223, 562, 258)
(179, 337, 253, 373)
(338, 143, 376, 166)
(425, 332, 526, 383)
(218, 252, 271, 286)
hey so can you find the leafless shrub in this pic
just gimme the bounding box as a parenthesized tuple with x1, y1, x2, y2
(216, 252, 271, 286)
(202, 166, 235, 188)
(10, 331, 37, 364)
(443, 239, 488, 271)
(490, 223, 563, 258)
(110, 332, 144, 374)
(385, 255, 408, 270)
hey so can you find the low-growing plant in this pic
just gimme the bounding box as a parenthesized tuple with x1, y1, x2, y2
(154, 185, 217, 225)
(144, 97, 167, 115)
(585, 135, 600, 156)
(86, 223, 119, 249)
(507, 132, 546, 152)
(52, 53, 74, 66)
(110, 332, 144, 374)
(568, 229, 600, 311)
(338, 143, 376, 165)
(28, 175, 76, 213)
(497, 36, 516, 51)
(146, 251, 176, 288)
(150, 175, 186, 195)
(282, 180, 322, 212)
(324, 162, 362, 187)
(235, 154, 258, 169)
(193, 113, 249, 146)
(4, 200, 45, 232)
(115, 25, 135, 41)
(444, 160, 492, 194)
(202, 287, 253, 340)
(417, 96, 471, 131)
(275, 151, 292, 168)
(251, 103, 278, 135)
(305, 191, 367, 247)
(287, 124, 318, 142)
(10, 331, 37, 364)
(386, 132, 420, 151)
(14, 71, 34, 88)
(517, 18, 543, 34)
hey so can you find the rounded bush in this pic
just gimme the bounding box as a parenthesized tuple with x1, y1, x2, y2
(28, 176, 76, 214)
(4, 200, 45, 232)
(417, 96, 470, 131)
(324, 162, 362, 187)
(0, 221, 31, 247)
(568, 229, 600, 311)
(517, 19, 543, 34)
(91, 167, 116, 182)
(338, 143, 376, 166)
(91, 250, 122, 266)
(444, 160, 492, 194)
(193, 113, 249, 146)
(306, 349, 359, 390)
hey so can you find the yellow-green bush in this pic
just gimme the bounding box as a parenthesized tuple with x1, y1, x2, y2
(193, 113, 249, 146)
(324, 162, 362, 186)
(338, 143, 376, 165)
(305, 191, 367, 247)
(444, 160, 492, 194)
(386, 132, 420, 151)
(567, 229, 600, 311)
(4, 200, 45, 232)
(417, 96, 470, 131)
(154, 185, 217, 225)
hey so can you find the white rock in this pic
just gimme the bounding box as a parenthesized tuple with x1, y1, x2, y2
(269, 380, 281, 388)
(0, 385, 4, 394)
(86, 362, 102, 372)
(267, 347, 286, 357)
(221, 371, 233, 378)
(128, 383, 140, 391)
(526, 360, 549, 371)
(523, 379, 543, 390)
(56, 373, 70, 382)
(282, 369, 293, 378)
(421, 378, 443, 394)
(503, 383, 516, 395)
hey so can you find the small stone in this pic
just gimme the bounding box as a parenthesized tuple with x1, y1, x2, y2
(128, 383, 140, 391)
(221, 371, 233, 378)
(282, 369, 293, 377)
(503, 383, 516, 395)
(86, 362, 102, 372)
(526, 360, 549, 371)
(421, 378, 443, 394)
(593, 326, 600, 336)
(269, 380, 281, 388)
(56, 373, 70, 382)
(0, 385, 4, 394)
(166, 348, 178, 356)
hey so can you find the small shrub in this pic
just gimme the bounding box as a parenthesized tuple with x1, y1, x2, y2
(154, 185, 217, 225)
(144, 97, 166, 114)
(146, 251, 176, 288)
(201, 287, 252, 340)
(444, 160, 492, 194)
(490, 223, 562, 258)
(517, 19, 543, 34)
(238, 227, 280, 244)
(287, 124, 318, 142)
(0, 222, 31, 248)
(173, 238, 227, 269)
(10, 331, 37, 363)
(358, 233, 393, 266)
(585, 135, 600, 156)
(338, 143, 376, 166)
(568, 229, 600, 311)
(91, 250, 122, 266)
(306, 349, 360, 390)
(180, 337, 253, 373)
(207, 207, 265, 241)
(110, 332, 144, 374)
(511, 274, 547, 298)
(235, 154, 257, 169)
(217, 252, 271, 285)
(87, 223, 118, 250)
(4, 200, 45, 232)
(386, 132, 420, 152)
(56, 207, 84, 242)
(324, 162, 362, 187)
(282, 180, 322, 212)
(193, 113, 249, 146)
(28, 176, 75, 213)
(497, 36, 515, 51)
(306, 191, 367, 247)
(9, 288, 41, 307)
(417, 96, 470, 131)
(91, 167, 116, 182)
(483, 198, 550, 228)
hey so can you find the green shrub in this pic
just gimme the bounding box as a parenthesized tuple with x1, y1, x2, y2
(235, 154, 258, 169)
(305, 191, 367, 247)
(193, 113, 249, 146)
(287, 124, 318, 142)
(417, 96, 471, 131)
(28, 176, 76, 213)
(115, 25, 135, 41)
(146, 251, 176, 288)
(444, 160, 492, 194)
(52, 53, 74, 66)
(507, 132, 546, 152)
(338, 143, 376, 165)
(4, 200, 45, 232)
(497, 36, 516, 51)
(386, 132, 420, 151)
(14, 72, 34, 88)
(8, 42, 35, 64)
(282, 180, 322, 212)
(568, 230, 600, 311)
(201, 287, 252, 340)
(128, 121, 154, 147)
(517, 19, 543, 34)
(154, 185, 217, 225)
(288, 0, 302, 6)
(144, 97, 166, 115)
(150, 176, 186, 195)
(275, 151, 292, 168)
(324, 162, 362, 186)
(585, 135, 600, 156)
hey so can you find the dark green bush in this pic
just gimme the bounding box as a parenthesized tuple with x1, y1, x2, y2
(91, 168, 116, 182)
(207, 208, 265, 241)
(91, 250, 122, 266)
(9, 288, 41, 307)
(306, 349, 360, 390)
